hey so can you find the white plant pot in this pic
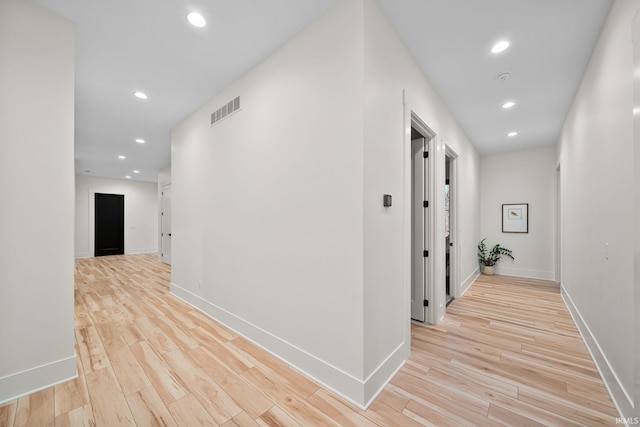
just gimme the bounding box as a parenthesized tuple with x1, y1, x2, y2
(482, 265, 494, 275)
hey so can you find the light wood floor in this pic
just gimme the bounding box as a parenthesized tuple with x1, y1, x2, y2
(0, 255, 619, 426)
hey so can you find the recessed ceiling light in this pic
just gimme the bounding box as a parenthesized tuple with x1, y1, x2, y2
(118, 155, 126, 159)
(507, 131, 518, 137)
(491, 40, 510, 54)
(133, 91, 148, 100)
(502, 101, 516, 109)
(135, 138, 146, 144)
(187, 12, 206, 27)
(133, 170, 140, 174)
(125, 175, 131, 179)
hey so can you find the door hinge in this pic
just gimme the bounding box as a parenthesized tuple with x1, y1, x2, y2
(423, 151, 429, 158)
(423, 300, 429, 307)
(423, 250, 429, 257)
(423, 200, 429, 208)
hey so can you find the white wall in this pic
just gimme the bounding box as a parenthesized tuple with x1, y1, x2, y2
(172, 0, 367, 404)
(361, 0, 481, 398)
(557, 0, 638, 419)
(480, 146, 557, 280)
(172, 0, 481, 407)
(0, 1, 76, 403)
(75, 175, 158, 258)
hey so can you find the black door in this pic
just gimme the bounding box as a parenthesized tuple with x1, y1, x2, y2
(95, 193, 124, 256)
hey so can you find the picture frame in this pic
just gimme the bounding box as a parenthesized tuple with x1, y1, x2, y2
(502, 203, 528, 233)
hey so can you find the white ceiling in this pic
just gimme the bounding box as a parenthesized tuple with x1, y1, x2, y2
(28, 0, 611, 182)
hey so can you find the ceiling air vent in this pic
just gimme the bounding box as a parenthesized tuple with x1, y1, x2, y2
(211, 96, 241, 126)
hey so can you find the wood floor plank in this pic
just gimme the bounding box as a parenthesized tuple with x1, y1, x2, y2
(53, 404, 94, 427)
(221, 411, 261, 427)
(306, 389, 379, 427)
(228, 338, 320, 399)
(163, 348, 242, 424)
(53, 359, 88, 416)
(487, 402, 547, 426)
(76, 326, 109, 373)
(95, 322, 128, 354)
(364, 400, 424, 427)
(107, 345, 152, 396)
(118, 322, 147, 347)
(12, 388, 54, 427)
(152, 315, 200, 351)
(85, 367, 135, 427)
(188, 346, 274, 419)
(126, 386, 178, 427)
(189, 327, 254, 374)
(388, 372, 493, 425)
(486, 390, 583, 426)
(374, 388, 409, 413)
(129, 341, 188, 405)
(135, 316, 179, 354)
(242, 367, 340, 427)
(166, 394, 218, 427)
(517, 387, 618, 425)
(0, 401, 17, 427)
(256, 405, 301, 427)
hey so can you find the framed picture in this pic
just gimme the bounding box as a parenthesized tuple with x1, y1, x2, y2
(502, 203, 528, 233)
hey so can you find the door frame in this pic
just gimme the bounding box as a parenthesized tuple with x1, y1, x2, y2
(407, 111, 441, 324)
(93, 192, 125, 257)
(410, 135, 428, 321)
(404, 93, 448, 326)
(556, 163, 562, 283)
(87, 190, 126, 257)
(445, 146, 460, 299)
(160, 183, 172, 265)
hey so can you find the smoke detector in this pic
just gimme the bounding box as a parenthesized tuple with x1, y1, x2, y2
(497, 72, 512, 81)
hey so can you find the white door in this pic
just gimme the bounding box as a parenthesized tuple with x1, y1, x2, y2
(411, 137, 429, 321)
(161, 184, 171, 264)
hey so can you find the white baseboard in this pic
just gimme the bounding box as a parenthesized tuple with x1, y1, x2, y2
(560, 285, 631, 421)
(363, 345, 407, 407)
(496, 266, 555, 281)
(455, 267, 480, 298)
(170, 282, 407, 409)
(75, 249, 157, 259)
(0, 355, 77, 405)
(126, 248, 157, 255)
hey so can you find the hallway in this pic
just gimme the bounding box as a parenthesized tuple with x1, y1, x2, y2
(0, 255, 618, 426)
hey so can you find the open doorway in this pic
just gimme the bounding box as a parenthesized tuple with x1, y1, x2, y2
(410, 118, 436, 322)
(160, 184, 172, 265)
(445, 148, 458, 304)
(94, 193, 124, 256)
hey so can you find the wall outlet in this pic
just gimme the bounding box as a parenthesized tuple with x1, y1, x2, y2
(197, 280, 202, 290)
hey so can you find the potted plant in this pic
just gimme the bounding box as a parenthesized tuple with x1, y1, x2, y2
(477, 238, 514, 275)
